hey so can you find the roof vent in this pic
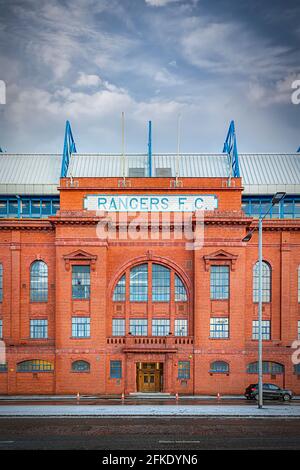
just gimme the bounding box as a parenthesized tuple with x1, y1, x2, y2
(128, 167, 145, 177)
(156, 168, 172, 177)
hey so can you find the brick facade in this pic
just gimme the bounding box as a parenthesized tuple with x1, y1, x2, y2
(0, 176, 299, 395)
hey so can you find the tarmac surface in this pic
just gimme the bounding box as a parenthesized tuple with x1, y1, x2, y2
(0, 417, 300, 449)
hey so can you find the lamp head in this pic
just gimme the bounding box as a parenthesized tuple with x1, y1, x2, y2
(272, 192, 286, 205)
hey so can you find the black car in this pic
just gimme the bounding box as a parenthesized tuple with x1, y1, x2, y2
(245, 383, 293, 401)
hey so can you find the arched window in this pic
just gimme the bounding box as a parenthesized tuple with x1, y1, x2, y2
(175, 274, 187, 301)
(294, 364, 300, 375)
(113, 274, 126, 302)
(253, 261, 271, 303)
(113, 263, 188, 304)
(0, 263, 3, 302)
(210, 361, 229, 374)
(71, 360, 90, 372)
(17, 360, 54, 372)
(247, 361, 284, 374)
(30, 261, 48, 302)
(152, 264, 170, 302)
(130, 264, 148, 302)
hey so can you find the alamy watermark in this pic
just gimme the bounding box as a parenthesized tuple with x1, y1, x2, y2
(95, 210, 205, 251)
(291, 79, 300, 104)
(0, 80, 6, 105)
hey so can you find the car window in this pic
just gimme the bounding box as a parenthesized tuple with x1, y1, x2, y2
(263, 384, 269, 389)
(268, 384, 280, 390)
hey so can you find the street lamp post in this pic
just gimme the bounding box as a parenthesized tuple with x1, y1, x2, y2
(242, 192, 286, 409)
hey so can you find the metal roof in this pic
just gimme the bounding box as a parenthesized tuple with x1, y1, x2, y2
(0, 152, 299, 195)
(0, 153, 61, 194)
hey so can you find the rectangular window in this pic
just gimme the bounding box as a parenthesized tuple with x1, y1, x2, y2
(72, 317, 90, 338)
(178, 361, 190, 379)
(0, 264, 2, 302)
(210, 318, 229, 339)
(130, 264, 148, 302)
(298, 320, 300, 340)
(112, 319, 125, 336)
(110, 360, 122, 378)
(72, 265, 90, 300)
(252, 320, 271, 340)
(130, 319, 148, 336)
(152, 319, 170, 336)
(30, 319, 48, 339)
(210, 266, 229, 300)
(152, 264, 170, 302)
(0, 319, 2, 339)
(175, 319, 188, 336)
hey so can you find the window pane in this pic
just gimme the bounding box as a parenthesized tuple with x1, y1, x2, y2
(210, 318, 229, 338)
(175, 319, 188, 336)
(175, 275, 187, 302)
(152, 264, 170, 302)
(152, 319, 170, 336)
(210, 361, 229, 373)
(72, 265, 90, 300)
(72, 317, 90, 337)
(210, 266, 229, 300)
(130, 319, 148, 336)
(30, 319, 48, 339)
(72, 360, 90, 372)
(253, 261, 271, 303)
(110, 360, 122, 378)
(17, 360, 53, 372)
(0, 319, 2, 338)
(130, 264, 148, 302)
(252, 320, 271, 340)
(112, 319, 125, 336)
(30, 261, 48, 302)
(178, 361, 190, 379)
(113, 274, 126, 301)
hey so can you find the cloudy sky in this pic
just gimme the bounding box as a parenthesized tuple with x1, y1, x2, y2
(0, 0, 299, 153)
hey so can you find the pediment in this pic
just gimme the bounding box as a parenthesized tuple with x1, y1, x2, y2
(63, 250, 97, 270)
(203, 250, 238, 271)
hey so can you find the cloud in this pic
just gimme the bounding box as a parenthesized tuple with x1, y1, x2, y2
(76, 73, 102, 87)
(145, 0, 181, 6)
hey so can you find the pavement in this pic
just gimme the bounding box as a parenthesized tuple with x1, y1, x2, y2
(1, 404, 300, 417)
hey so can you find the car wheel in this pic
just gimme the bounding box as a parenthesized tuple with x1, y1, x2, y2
(283, 394, 291, 402)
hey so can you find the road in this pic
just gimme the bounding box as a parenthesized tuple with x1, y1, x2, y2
(0, 417, 300, 449)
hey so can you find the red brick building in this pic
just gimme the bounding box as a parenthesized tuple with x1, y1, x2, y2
(0, 148, 300, 395)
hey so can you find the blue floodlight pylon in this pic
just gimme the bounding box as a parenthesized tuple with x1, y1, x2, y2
(148, 120, 152, 177)
(60, 120, 77, 178)
(223, 120, 240, 178)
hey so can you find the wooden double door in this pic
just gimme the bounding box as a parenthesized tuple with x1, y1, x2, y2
(137, 363, 163, 393)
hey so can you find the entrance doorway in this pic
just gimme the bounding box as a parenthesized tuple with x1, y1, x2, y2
(136, 363, 163, 393)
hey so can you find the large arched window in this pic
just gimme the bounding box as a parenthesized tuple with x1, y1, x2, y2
(253, 261, 271, 303)
(30, 261, 48, 302)
(210, 361, 229, 374)
(17, 360, 54, 372)
(113, 263, 187, 303)
(71, 360, 90, 372)
(247, 361, 284, 374)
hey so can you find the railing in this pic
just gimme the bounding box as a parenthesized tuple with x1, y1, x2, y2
(107, 336, 193, 347)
